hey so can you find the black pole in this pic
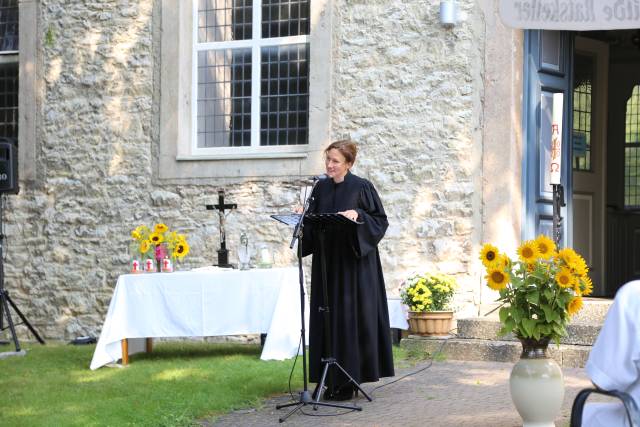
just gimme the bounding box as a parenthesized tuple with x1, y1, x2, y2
(297, 222, 310, 400)
(552, 184, 565, 247)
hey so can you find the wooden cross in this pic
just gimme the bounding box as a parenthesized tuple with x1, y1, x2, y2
(206, 189, 237, 267)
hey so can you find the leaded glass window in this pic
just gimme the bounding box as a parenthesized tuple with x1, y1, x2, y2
(572, 54, 593, 172)
(625, 86, 640, 208)
(0, 0, 18, 52)
(0, 0, 17, 140)
(0, 63, 17, 138)
(194, 0, 310, 150)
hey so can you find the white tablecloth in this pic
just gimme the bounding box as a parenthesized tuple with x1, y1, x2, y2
(387, 298, 409, 330)
(90, 267, 304, 370)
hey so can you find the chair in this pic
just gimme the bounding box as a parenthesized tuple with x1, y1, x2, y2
(570, 387, 640, 427)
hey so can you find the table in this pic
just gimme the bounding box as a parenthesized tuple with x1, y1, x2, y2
(387, 298, 410, 330)
(90, 267, 304, 370)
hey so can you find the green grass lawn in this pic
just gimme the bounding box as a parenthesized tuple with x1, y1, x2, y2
(0, 341, 409, 427)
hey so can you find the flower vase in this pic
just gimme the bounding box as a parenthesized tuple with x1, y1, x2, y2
(155, 244, 168, 273)
(509, 337, 564, 427)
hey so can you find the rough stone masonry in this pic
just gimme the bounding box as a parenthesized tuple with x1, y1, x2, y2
(5, 0, 485, 339)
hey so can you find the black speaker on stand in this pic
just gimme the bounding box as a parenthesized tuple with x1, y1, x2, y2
(0, 138, 45, 357)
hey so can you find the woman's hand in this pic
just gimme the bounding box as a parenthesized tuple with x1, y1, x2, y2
(339, 209, 359, 221)
(294, 205, 303, 214)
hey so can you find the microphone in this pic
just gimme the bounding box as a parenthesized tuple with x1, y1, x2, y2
(312, 174, 328, 181)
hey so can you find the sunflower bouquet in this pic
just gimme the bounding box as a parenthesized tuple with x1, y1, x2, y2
(479, 235, 592, 343)
(130, 223, 190, 264)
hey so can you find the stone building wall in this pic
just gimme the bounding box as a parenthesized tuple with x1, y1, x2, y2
(330, 0, 485, 311)
(4, 0, 488, 340)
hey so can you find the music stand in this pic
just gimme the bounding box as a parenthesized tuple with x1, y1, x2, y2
(270, 211, 371, 423)
(302, 213, 372, 406)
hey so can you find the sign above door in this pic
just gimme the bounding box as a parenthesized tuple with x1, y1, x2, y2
(500, 0, 640, 30)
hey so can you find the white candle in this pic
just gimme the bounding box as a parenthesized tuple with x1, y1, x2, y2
(550, 93, 564, 185)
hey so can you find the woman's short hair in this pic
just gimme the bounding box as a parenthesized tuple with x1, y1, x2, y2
(325, 140, 358, 164)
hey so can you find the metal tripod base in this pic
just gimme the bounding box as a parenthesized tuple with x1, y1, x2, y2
(0, 289, 45, 352)
(313, 357, 373, 408)
(0, 349, 26, 359)
(276, 357, 374, 423)
(276, 388, 362, 423)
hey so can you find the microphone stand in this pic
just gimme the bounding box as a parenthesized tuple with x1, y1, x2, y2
(277, 177, 354, 423)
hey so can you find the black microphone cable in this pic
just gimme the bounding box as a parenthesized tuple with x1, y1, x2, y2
(281, 328, 458, 419)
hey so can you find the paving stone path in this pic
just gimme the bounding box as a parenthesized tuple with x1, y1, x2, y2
(208, 360, 593, 427)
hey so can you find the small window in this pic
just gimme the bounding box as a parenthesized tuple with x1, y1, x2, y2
(624, 86, 640, 208)
(194, 0, 310, 153)
(0, 0, 18, 52)
(572, 54, 593, 172)
(0, 0, 18, 140)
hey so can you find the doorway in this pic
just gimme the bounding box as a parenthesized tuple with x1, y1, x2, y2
(571, 30, 640, 297)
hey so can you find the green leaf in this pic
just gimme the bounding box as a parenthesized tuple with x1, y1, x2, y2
(552, 323, 566, 337)
(498, 316, 516, 337)
(526, 291, 540, 305)
(511, 276, 523, 288)
(532, 325, 541, 340)
(511, 307, 524, 323)
(543, 289, 554, 301)
(541, 305, 559, 322)
(499, 307, 510, 324)
(521, 318, 537, 337)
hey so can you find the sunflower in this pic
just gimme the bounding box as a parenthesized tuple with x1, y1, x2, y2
(480, 244, 499, 267)
(149, 232, 164, 245)
(491, 253, 511, 270)
(573, 282, 582, 296)
(517, 240, 540, 264)
(557, 248, 578, 267)
(140, 240, 150, 253)
(154, 223, 169, 233)
(567, 296, 584, 316)
(131, 229, 141, 240)
(581, 276, 593, 296)
(173, 241, 190, 258)
(534, 234, 556, 260)
(555, 267, 574, 288)
(571, 255, 589, 276)
(486, 268, 509, 290)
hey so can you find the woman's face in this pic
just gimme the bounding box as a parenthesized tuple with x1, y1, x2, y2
(325, 148, 352, 181)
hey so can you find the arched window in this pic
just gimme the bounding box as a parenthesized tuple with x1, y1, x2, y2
(625, 85, 640, 207)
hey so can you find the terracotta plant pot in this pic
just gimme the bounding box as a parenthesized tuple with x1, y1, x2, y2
(407, 311, 454, 336)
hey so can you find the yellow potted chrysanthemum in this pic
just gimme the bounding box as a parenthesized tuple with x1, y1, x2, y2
(399, 272, 457, 336)
(478, 235, 592, 427)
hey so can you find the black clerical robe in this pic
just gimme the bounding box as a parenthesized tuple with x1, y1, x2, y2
(302, 171, 394, 389)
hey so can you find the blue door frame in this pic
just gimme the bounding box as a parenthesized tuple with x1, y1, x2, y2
(522, 30, 574, 246)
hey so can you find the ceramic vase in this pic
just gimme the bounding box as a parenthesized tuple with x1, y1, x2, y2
(509, 337, 564, 427)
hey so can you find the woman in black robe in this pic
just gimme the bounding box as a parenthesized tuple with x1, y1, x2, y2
(302, 140, 394, 401)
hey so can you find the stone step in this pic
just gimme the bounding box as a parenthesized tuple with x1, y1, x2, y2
(457, 317, 601, 345)
(400, 336, 591, 368)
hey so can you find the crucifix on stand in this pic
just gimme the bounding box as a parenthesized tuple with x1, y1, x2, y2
(206, 189, 237, 268)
